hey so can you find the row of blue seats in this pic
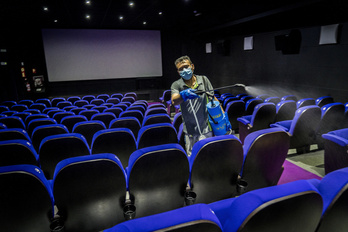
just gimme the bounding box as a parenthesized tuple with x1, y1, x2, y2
(0, 92, 137, 108)
(2, 158, 347, 232)
(106, 166, 348, 232)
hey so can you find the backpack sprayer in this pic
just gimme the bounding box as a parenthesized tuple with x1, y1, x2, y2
(196, 83, 246, 135)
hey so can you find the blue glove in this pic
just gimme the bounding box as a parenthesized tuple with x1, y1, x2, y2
(180, 88, 199, 102)
(224, 112, 232, 131)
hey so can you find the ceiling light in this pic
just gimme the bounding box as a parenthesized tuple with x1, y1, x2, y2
(43, 7, 48, 11)
(54, 19, 58, 23)
(159, 12, 163, 15)
(85, 0, 91, 5)
(129, 2, 134, 7)
(119, 16, 124, 20)
(143, 21, 147, 25)
(86, 14, 91, 19)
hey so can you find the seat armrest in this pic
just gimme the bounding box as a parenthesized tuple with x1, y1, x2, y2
(322, 134, 348, 147)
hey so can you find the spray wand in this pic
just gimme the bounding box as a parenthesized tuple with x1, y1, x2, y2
(195, 83, 246, 107)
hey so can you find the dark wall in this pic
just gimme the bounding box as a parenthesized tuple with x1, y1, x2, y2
(2, 23, 348, 103)
(184, 23, 348, 103)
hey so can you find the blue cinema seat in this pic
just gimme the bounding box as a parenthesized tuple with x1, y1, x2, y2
(0, 139, 39, 167)
(104, 106, 123, 118)
(316, 95, 334, 108)
(39, 133, 91, 179)
(0, 165, 54, 232)
(104, 203, 223, 232)
(142, 113, 171, 127)
(136, 123, 178, 149)
(119, 109, 144, 124)
(0, 115, 25, 129)
(240, 128, 290, 192)
(237, 102, 276, 144)
(91, 128, 136, 168)
(225, 100, 245, 133)
(91, 112, 116, 127)
(209, 179, 323, 232)
(126, 144, 189, 218)
(52, 154, 127, 232)
(245, 98, 263, 115)
(316, 102, 345, 148)
(308, 167, 348, 232)
(271, 105, 321, 154)
(322, 128, 348, 174)
(189, 134, 243, 203)
(61, 115, 88, 132)
(297, 97, 315, 108)
(274, 100, 296, 122)
(0, 128, 31, 142)
(109, 117, 141, 137)
(31, 124, 69, 152)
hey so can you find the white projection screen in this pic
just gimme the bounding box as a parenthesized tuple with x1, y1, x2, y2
(42, 29, 162, 82)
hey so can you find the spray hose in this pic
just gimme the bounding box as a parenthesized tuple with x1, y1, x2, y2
(195, 83, 246, 95)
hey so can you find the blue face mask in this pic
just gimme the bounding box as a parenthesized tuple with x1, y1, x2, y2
(179, 67, 193, 80)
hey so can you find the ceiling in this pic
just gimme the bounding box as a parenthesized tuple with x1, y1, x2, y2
(2, 0, 348, 37)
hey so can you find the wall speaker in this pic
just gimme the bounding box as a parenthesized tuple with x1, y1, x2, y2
(274, 29, 302, 54)
(217, 40, 230, 56)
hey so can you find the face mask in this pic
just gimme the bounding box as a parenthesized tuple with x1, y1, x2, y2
(179, 67, 193, 80)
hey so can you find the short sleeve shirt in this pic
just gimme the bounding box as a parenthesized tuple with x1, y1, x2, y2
(171, 75, 213, 136)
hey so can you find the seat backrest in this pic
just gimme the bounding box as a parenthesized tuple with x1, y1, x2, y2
(72, 120, 106, 147)
(281, 94, 297, 102)
(189, 134, 243, 203)
(223, 96, 239, 109)
(297, 98, 315, 108)
(315, 167, 348, 232)
(31, 124, 69, 152)
(289, 105, 321, 147)
(106, 97, 120, 104)
(316, 96, 334, 108)
(144, 107, 167, 117)
(0, 164, 54, 232)
(121, 96, 135, 104)
(30, 103, 47, 112)
(226, 100, 245, 131)
(111, 93, 123, 100)
(57, 100, 72, 109)
(74, 99, 89, 107)
(27, 118, 57, 137)
(127, 144, 189, 218)
(104, 106, 123, 118)
(264, 96, 281, 104)
(172, 112, 183, 133)
(39, 133, 91, 179)
(119, 110, 144, 124)
(90, 98, 105, 106)
(97, 93, 110, 101)
(137, 123, 178, 149)
(127, 105, 146, 115)
(256, 94, 270, 101)
(51, 97, 65, 107)
(317, 103, 345, 136)
(222, 180, 323, 232)
(0, 139, 38, 166)
(241, 128, 290, 191)
(25, 113, 49, 126)
(67, 96, 81, 104)
(0, 116, 25, 129)
(91, 128, 136, 168)
(36, 98, 51, 107)
(82, 95, 95, 103)
(250, 103, 276, 130)
(142, 113, 172, 127)
(53, 111, 75, 123)
(0, 128, 31, 142)
(104, 203, 223, 232)
(11, 104, 28, 112)
(53, 154, 126, 232)
(322, 128, 348, 174)
(245, 98, 263, 115)
(91, 112, 116, 127)
(18, 99, 34, 107)
(275, 100, 296, 122)
(124, 92, 137, 100)
(109, 117, 141, 137)
(78, 109, 98, 120)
